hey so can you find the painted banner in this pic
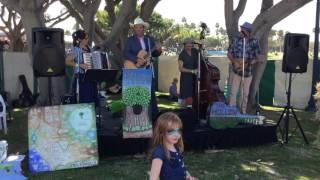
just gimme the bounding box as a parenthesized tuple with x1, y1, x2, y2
(28, 104, 98, 173)
(122, 69, 153, 138)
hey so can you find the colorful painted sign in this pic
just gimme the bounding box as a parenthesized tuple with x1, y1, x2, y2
(28, 104, 98, 173)
(122, 69, 153, 138)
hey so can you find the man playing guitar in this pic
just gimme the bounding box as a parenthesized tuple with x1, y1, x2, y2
(122, 17, 162, 120)
(123, 17, 162, 69)
(227, 22, 261, 114)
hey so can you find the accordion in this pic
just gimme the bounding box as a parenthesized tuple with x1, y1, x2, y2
(83, 51, 110, 69)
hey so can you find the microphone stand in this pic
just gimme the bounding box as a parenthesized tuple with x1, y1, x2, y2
(76, 47, 81, 103)
(194, 26, 207, 121)
(240, 37, 246, 114)
(148, 38, 155, 78)
(196, 44, 202, 121)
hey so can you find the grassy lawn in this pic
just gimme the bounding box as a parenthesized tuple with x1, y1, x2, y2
(1, 96, 320, 179)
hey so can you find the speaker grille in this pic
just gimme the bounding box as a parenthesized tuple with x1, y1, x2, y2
(32, 28, 65, 77)
(33, 46, 65, 77)
(282, 33, 309, 73)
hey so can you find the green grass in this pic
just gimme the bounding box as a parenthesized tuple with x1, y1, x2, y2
(267, 52, 283, 60)
(1, 97, 320, 179)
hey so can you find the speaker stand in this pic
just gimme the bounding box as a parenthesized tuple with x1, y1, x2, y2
(276, 73, 309, 144)
(48, 77, 53, 105)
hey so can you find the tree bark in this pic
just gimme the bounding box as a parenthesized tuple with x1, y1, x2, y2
(100, 0, 137, 60)
(0, 5, 25, 51)
(0, 0, 45, 53)
(105, 0, 121, 26)
(224, 0, 247, 40)
(64, 0, 101, 46)
(140, 0, 161, 20)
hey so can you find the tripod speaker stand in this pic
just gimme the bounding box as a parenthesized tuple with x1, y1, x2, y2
(276, 73, 309, 144)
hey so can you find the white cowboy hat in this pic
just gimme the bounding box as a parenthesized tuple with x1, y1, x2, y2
(129, 17, 149, 29)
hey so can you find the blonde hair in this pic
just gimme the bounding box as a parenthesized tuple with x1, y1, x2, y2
(314, 82, 320, 100)
(314, 82, 320, 147)
(151, 112, 184, 159)
(314, 82, 320, 121)
(173, 78, 178, 83)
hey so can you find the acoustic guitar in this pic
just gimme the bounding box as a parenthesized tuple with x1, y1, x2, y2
(123, 50, 151, 69)
(232, 60, 248, 74)
(232, 58, 262, 74)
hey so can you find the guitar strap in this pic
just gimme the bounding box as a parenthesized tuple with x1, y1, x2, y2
(147, 37, 155, 78)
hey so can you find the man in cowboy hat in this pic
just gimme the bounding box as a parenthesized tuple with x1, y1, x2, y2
(123, 17, 162, 119)
(227, 21, 261, 114)
(123, 17, 162, 68)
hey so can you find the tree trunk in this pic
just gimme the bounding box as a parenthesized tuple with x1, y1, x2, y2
(11, 37, 24, 52)
(247, 30, 269, 111)
(20, 11, 44, 52)
(224, 0, 247, 39)
(246, 0, 273, 111)
(100, 0, 138, 67)
(140, 0, 161, 20)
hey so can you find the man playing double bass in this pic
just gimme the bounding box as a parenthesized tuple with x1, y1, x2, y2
(227, 22, 261, 114)
(123, 17, 162, 119)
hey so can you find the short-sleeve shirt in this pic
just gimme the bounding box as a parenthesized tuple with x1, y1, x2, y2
(151, 145, 186, 180)
(69, 46, 92, 74)
(169, 83, 178, 97)
(178, 48, 198, 98)
(178, 48, 198, 70)
(228, 35, 261, 77)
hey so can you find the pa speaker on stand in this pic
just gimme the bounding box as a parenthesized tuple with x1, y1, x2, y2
(277, 33, 309, 144)
(282, 33, 309, 73)
(32, 28, 65, 105)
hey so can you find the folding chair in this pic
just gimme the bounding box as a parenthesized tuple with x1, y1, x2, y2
(0, 94, 7, 134)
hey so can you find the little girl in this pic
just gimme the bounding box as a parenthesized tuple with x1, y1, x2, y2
(313, 82, 320, 147)
(149, 112, 196, 180)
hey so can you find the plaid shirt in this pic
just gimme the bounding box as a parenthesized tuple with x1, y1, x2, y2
(228, 35, 261, 77)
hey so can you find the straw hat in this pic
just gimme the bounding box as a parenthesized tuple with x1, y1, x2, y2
(129, 17, 149, 29)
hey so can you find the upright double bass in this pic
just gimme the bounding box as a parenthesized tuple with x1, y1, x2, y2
(193, 23, 225, 120)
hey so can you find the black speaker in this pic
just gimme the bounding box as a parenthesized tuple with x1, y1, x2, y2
(282, 33, 309, 73)
(32, 28, 65, 77)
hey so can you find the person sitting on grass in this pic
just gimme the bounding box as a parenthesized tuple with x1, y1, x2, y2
(169, 78, 179, 101)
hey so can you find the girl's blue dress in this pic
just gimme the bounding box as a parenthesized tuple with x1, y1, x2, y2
(152, 145, 186, 180)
